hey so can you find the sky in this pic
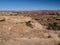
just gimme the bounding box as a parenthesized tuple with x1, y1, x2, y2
(0, 0, 60, 11)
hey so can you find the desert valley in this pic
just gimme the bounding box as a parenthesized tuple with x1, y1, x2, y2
(0, 10, 60, 45)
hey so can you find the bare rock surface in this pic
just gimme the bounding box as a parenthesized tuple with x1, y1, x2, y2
(0, 16, 32, 22)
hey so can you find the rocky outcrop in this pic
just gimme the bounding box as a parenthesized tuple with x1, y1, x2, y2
(0, 16, 44, 30)
(0, 17, 5, 22)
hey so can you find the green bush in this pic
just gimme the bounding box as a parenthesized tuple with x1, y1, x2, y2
(25, 21, 33, 28)
(47, 22, 60, 30)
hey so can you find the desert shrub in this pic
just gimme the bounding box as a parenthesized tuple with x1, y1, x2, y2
(47, 23, 57, 30)
(49, 12, 55, 15)
(56, 12, 60, 15)
(48, 35, 51, 38)
(47, 23, 53, 30)
(47, 22, 60, 30)
(57, 26, 60, 30)
(25, 21, 33, 28)
(58, 43, 60, 45)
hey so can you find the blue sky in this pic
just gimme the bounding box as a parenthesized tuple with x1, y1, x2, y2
(0, 0, 60, 11)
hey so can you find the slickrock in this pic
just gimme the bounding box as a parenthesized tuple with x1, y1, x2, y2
(2, 16, 32, 22)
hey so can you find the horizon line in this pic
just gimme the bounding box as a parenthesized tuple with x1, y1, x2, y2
(0, 10, 60, 12)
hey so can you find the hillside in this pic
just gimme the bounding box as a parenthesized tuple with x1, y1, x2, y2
(0, 10, 60, 45)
